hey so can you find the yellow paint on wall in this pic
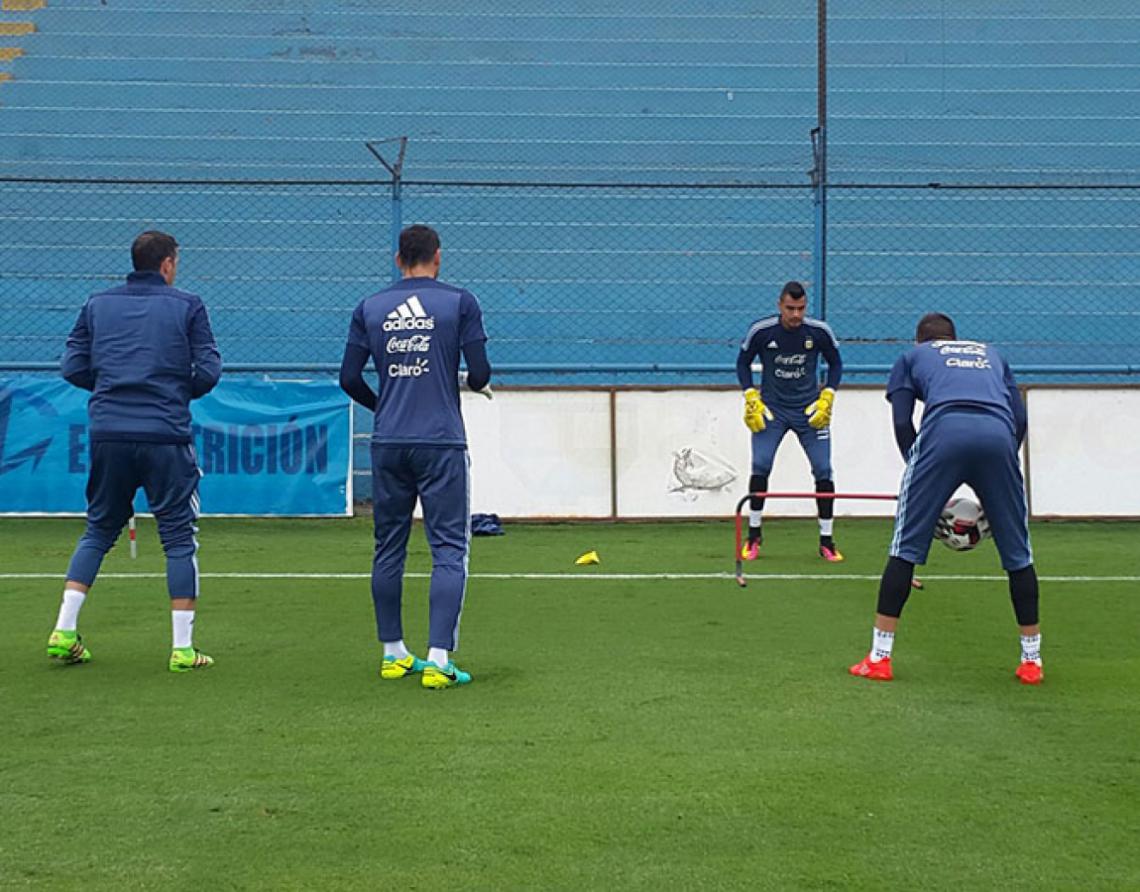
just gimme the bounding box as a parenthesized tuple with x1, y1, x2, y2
(0, 22, 36, 35)
(2, 1, 46, 11)
(0, 47, 24, 60)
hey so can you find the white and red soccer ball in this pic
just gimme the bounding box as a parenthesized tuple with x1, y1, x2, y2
(935, 497, 991, 552)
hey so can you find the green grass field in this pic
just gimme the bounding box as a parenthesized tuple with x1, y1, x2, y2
(1, 517, 1137, 890)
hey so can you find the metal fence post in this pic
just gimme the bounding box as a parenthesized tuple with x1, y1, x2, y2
(365, 136, 408, 281)
(811, 0, 828, 320)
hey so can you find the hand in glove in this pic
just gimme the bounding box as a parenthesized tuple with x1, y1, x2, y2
(804, 387, 836, 429)
(743, 388, 774, 433)
(459, 372, 494, 400)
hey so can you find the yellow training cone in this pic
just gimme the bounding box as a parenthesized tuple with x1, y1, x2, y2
(575, 550, 600, 566)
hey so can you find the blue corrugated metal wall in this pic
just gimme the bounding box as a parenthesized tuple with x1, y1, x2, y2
(0, 1, 1137, 380)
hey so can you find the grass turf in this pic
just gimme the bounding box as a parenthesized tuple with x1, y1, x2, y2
(1, 517, 1137, 890)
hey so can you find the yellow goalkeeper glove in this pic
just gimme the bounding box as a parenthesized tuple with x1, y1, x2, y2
(805, 387, 836, 429)
(743, 388, 773, 433)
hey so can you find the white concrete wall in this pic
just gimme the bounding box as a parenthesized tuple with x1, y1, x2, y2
(465, 390, 612, 518)
(1026, 389, 1140, 517)
(462, 387, 1137, 519)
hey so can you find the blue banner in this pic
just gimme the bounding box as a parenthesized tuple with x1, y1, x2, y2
(0, 377, 351, 515)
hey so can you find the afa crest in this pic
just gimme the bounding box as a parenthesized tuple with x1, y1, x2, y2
(804, 338, 813, 350)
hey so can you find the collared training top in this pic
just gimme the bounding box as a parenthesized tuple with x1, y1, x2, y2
(736, 315, 842, 409)
(61, 270, 222, 443)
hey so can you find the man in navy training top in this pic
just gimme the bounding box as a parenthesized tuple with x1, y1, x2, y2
(849, 312, 1043, 685)
(339, 224, 492, 690)
(50, 231, 222, 672)
(736, 281, 844, 562)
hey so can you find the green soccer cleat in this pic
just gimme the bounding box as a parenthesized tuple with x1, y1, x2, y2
(380, 653, 426, 679)
(47, 629, 91, 665)
(169, 647, 214, 673)
(421, 661, 472, 690)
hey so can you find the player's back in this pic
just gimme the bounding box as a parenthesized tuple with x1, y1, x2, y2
(80, 272, 207, 442)
(354, 276, 482, 447)
(893, 340, 1016, 433)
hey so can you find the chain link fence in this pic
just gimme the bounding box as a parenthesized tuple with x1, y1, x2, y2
(828, 185, 1140, 373)
(0, 178, 814, 381)
(0, 179, 391, 369)
(2, 176, 1137, 381)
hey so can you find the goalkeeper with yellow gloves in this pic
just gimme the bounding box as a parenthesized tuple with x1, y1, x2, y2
(736, 281, 845, 562)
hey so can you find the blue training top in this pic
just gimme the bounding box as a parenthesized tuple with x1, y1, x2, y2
(886, 340, 1018, 435)
(61, 271, 222, 443)
(346, 276, 487, 447)
(736, 316, 842, 408)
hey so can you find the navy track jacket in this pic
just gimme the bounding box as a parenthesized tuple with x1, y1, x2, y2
(61, 271, 222, 443)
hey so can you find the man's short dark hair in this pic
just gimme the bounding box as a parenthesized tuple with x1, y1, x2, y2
(131, 231, 179, 272)
(780, 281, 806, 301)
(398, 225, 441, 268)
(915, 312, 957, 343)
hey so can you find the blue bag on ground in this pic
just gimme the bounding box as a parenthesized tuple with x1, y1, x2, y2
(471, 513, 505, 536)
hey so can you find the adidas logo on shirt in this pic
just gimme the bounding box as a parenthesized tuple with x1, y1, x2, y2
(383, 295, 435, 332)
(767, 340, 779, 349)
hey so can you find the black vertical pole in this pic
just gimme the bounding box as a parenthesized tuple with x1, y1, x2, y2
(812, 0, 828, 321)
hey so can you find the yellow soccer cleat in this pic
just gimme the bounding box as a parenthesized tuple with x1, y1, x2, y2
(421, 661, 472, 690)
(380, 653, 426, 679)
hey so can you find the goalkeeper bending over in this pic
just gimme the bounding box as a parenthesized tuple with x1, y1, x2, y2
(736, 281, 844, 561)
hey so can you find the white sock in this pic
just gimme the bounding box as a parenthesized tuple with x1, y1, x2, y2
(172, 610, 195, 650)
(748, 514, 763, 532)
(819, 518, 834, 537)
(1020, 633, 1042, 665)
(55, 589, 86, 631)
(871, 627, 895, 662)
(383, 640, 410, 659)
(428, 647, 449, 668)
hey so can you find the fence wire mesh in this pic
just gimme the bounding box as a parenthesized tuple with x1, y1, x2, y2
(0, 180, 392, 369)
(828, 185, 1140, 372)
(1, 177, 1137, 380)
(0, 179, 813, 378)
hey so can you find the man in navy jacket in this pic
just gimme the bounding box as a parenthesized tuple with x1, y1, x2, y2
(49, 231, 222, 672)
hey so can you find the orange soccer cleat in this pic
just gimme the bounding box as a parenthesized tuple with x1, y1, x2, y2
(849, 654, 893, 681)
(1015, 661, 1043, 685)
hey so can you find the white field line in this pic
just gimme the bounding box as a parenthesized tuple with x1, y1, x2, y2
(1, 572, 1137, 583)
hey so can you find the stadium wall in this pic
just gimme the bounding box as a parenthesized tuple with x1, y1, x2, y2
(459, 387, 1138, 520)
(2, 4, 1138, 382)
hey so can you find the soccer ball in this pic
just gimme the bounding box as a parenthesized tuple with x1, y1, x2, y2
(935, 497, 991, 552)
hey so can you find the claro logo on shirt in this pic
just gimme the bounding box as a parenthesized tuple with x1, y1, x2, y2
(389, 356, 430, 378)
(382, 296, 436, 332)
(935, 341, 992, 370)
(774, 353, 808, 379)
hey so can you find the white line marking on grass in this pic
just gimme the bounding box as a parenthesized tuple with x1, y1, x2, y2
(2, 572, 1137, 582)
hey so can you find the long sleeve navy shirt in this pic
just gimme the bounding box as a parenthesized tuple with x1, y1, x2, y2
(61, 271, 222, 443)
(736, 316, 842, 408)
